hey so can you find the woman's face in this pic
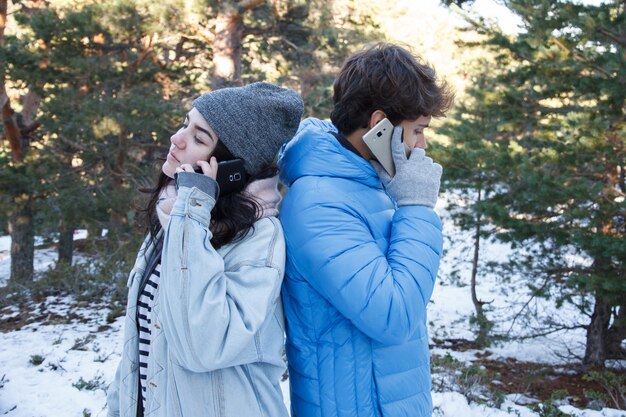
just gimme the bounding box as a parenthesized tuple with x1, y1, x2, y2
(162, 108, 218, 178)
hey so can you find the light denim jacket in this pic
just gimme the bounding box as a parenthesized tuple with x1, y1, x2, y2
(107, 176, 288, 417)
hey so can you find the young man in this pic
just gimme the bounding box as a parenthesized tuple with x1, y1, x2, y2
(277, 43, 454, 417)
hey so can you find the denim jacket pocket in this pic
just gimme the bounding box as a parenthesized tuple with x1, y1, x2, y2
(126, 268, 140, 289)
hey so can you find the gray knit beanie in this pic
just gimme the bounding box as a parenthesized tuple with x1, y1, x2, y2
(192, 82, 304, 176)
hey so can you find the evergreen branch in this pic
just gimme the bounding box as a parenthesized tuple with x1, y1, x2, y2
(545, 266, 592, 276)
(127, 35, 156, 75)
(550, 38, 612, 78)
(243, 26, 275, 37)
(131, 142, 166, 150)
(567, 296, 593, 319)
(85, 43, 134, 53)
(57, 135, 89, 152)
(596, 27, 626, 48)
(535, 104, 590, 116)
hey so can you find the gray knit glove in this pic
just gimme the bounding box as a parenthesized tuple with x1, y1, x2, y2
(371, 126, 442, 208)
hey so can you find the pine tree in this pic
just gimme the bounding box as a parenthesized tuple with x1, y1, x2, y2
(1, 0, 41, 282)
(241, 0, 382, 116)
(436, 57, 512, 347)
(1, 0, 187, 278)
(442, 0, 625, 366)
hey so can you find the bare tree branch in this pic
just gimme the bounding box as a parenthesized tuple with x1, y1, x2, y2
(508, 324, 587, 340)
(505, 275, 551, 337)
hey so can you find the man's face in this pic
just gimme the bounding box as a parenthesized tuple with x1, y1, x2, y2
(399, 115, 431, 150)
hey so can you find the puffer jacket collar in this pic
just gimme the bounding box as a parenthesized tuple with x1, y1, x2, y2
(278, 117, 383, 190)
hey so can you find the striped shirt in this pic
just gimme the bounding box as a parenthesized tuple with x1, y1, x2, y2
(137, 262, 160, 410)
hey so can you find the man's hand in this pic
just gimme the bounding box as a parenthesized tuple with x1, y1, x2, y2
(371, 126, 442, 208)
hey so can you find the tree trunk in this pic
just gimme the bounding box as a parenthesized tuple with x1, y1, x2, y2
(606, 303, 626, 360)
(8, 193, 34, 282)
(470, 188, 491, 347)
(0, 0, 22, 162)
(0, 0, 5, 49)
(583, 295, 611, 367)
(213, 6, 244, 88)
(107, 126, 130, 236)
(2, 0, 36, 283)
(57, 220, 74, 266)
(212, 0, 267, 88)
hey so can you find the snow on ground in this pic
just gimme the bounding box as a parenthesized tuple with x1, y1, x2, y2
(0, 213, 624, 416)
(0, 230, 89, 288)
(433, 392, 624, 417)
(430, 192, 590, 365)
(0, 246, 57, 289)
(0, 298, 121, 416)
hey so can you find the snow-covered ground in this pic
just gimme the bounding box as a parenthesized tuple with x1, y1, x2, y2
(430, 192, 594, 366)
(0, 201, 624, 417)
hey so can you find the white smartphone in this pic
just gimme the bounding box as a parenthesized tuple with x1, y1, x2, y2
(363, 118, 396, 176)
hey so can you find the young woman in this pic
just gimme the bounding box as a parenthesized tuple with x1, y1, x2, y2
(107, 82, 303, 417)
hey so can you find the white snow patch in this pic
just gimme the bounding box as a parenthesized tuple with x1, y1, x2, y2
(0, 201, 623, 416)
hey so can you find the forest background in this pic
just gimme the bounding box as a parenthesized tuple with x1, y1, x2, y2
(0, 0, 624, 413)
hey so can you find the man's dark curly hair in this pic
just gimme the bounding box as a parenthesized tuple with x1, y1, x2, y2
(330, 42, 454, 135)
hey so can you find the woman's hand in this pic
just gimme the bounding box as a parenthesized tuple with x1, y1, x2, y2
(175, 157, 219, 181)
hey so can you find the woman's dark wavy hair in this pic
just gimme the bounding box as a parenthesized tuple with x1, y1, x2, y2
(139, 140, 277, 249)
(330, 42, 454, 135)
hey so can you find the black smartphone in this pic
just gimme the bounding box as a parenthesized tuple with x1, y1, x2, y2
(194, 159, 247, 196)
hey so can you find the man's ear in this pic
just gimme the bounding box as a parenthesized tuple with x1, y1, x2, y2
(368, 110, 387, 129)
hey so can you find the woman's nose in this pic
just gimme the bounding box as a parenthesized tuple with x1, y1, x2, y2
(170, 130, 185, 148)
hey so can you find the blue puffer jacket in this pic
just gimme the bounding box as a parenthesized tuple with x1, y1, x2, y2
(278, 118, 443, 417)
